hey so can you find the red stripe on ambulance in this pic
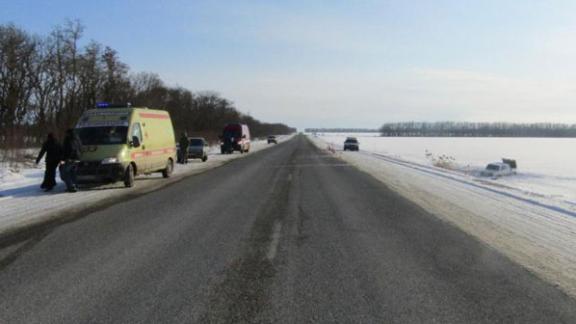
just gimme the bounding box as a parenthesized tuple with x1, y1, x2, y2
(139, 112, 169, 119)
(131, 147, 175, 159)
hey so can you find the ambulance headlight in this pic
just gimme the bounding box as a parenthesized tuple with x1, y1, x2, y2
(101, 157, 119, 164)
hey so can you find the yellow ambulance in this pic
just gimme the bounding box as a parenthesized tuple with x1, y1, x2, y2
(75, 104, 176, 187)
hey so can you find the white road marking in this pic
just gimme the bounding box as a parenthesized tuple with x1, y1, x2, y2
(266, 221, 282, 261)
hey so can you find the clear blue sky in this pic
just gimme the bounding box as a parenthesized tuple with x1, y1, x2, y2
(3, 0, 576, 129)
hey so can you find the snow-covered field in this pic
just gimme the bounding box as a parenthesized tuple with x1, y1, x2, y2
(317, 133, 576, 207)
(0, 135, 293, 235)
(310, 133, 576, 298)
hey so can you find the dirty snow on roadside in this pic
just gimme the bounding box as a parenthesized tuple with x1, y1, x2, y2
(309, 134, 576, 298)
(0, 136, 293, 235)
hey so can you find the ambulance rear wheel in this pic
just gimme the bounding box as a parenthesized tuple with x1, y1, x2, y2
(162, 159, 173, 178)
(124, 164, 135, 188)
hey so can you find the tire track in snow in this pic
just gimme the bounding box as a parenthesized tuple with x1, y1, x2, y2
(362, 151, 576, 219)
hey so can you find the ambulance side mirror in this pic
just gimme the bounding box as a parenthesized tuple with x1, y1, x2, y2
(131, 136, 141, 148)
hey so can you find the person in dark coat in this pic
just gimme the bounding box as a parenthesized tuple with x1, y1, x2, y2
(178, 132, 190, 164)
(35, 133, 61, 191)
(60, 129, 82, 192)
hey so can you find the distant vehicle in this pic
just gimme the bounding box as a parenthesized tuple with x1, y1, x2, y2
(267, 135, 277, 144)
(343, 137, 359, 151)
(75, 103, 176, 187)
(220, 123, 251, 154)
(188, 137, 208, 162)
(481, 159, 517, 178)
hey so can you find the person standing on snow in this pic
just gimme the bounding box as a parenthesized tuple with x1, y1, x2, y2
(60, 129, 82, 192)
(35, 133, 61, 192)
(179, 132, 190, 164)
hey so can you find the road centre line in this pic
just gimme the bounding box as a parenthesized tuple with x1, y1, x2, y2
(266, 221, 282, 261)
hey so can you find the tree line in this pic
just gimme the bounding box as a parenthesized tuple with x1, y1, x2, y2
(0, 21, 295, 148)
(379, 121, 576, 137)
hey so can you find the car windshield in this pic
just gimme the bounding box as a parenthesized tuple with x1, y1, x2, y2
(345, 139, 358, 143)
(486, 164, 500, 171)
(76, 126, 128, 145)
(189, 139, 204, 146)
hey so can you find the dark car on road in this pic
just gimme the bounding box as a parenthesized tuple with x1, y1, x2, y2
(188, 137, 208, 162)
(343, 137, 359, 151)
(177, 137, 209, 162)
(267, 135, 277, 144)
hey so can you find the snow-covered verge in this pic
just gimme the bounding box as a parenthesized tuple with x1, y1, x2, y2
(309, 134, 576, 298)
(0, 135, 294, 236)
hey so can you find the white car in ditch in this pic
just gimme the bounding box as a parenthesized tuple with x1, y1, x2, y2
(481, 159, 517, 178)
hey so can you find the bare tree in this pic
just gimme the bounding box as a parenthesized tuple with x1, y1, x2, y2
(0, 24, 37, 143)
(0, 20, 296, 152)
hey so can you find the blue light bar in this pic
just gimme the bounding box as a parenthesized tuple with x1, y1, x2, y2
(95, 102, 134, 109)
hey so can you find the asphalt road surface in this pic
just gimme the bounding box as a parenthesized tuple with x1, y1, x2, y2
(1, 135, 575, 323)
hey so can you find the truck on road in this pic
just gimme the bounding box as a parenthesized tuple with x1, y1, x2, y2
(220, 123, 251, 154)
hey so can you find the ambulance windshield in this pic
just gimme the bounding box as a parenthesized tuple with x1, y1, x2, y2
(77, 126, 129, 145)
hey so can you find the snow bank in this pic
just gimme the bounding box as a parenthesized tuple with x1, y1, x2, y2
(310, 134, 576, 298)
(0, 135, 294, 236)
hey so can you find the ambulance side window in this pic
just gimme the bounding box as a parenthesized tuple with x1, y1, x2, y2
(131, 123, 143, 143)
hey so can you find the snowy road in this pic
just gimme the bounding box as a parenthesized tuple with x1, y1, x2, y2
(311, 135, 576, 299)
(0, 135, 575, 323)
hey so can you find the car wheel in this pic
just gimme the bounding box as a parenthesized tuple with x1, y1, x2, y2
(202, 155, 207, 162)
(162, 159, 173, 178)
(124, 164, 135, 188)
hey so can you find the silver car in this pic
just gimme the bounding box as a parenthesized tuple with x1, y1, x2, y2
(188, 137, 208, 162)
